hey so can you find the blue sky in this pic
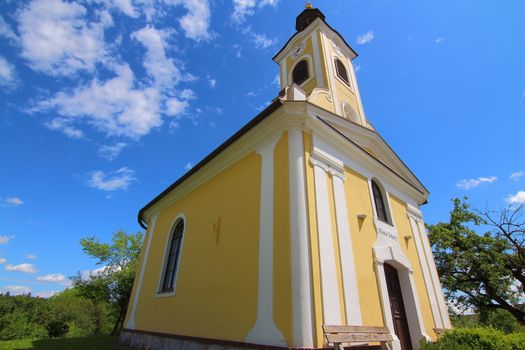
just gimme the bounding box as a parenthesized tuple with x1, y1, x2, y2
(0, 0, 524, 297)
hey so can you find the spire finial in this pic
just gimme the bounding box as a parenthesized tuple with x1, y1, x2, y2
(305, 1, 313, 9)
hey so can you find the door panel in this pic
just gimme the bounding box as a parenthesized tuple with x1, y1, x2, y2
(384, 263, 413, 350)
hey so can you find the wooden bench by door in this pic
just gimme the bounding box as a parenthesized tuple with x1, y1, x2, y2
(323, 325, 393, 350)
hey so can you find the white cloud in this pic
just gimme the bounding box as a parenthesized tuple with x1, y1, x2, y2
(456, 176, 497, 190)
(132, 26, 182, 88)
(272, 74, 280, 87)
(5, 263, 38, 274)
(25, 254, 37, 260)
(0, 258, 6, 264)
(243, 27, 276, 49)
(0, 235, 15, 245)
(232, 0, 279, 24)
(37, 273, 66, 283)
(111, 0, 138, 17)
(356, 30, 374, 45)
(207, 76, 216, 88)
(39, 64, 162, 138)
(87, 167, 137, 191)
(507, 191, 525, 205)
(0, 55, 17, 88)
(510, 171, 524, 181)
(45, 118, 84, 139)
(0, 285, 32, 295)
(165, 98, 189, 116)
(5, 197, 23, 206)
(435, 37, 445, 44)
(35, 290, 59, 298)
(99, 142, 127, 161)
(354, 64, 361, 72)
(184, 162, 193, 170)
(18, 0, 108, 76)
(167, 0, 212, 41)
(0, 16, 18, 41)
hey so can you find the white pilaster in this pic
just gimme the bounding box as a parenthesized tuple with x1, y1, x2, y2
(126, 212, 159, 329)
(311, 158, 342, 325)
(320, 31, 341, 115)
(288, 128, 314, 347)
(407, 209, 443, 330)
(416, 219, 452, 328)
(311, 30, 325, 88)
(332, 175, 362, 325)
(246, 136, 286, 346)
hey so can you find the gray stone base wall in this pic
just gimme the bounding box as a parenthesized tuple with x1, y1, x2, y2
(119, 330, 253, 350)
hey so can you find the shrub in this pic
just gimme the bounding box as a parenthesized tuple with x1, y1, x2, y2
(479, 309, 518, 334)
(420, 328, 525, 350)
(46, 319, 69, 338)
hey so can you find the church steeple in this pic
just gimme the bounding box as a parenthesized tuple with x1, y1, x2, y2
(273, 5, 369, 128)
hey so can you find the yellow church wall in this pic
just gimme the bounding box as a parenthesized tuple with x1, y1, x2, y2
(343, 168, 385, 327)
(389, 195, 437, 339)
(327, 175, 347, 325)
(303, 132, 325, 348)
(273, 132, 293, 345)
(133, 151, 262, 342)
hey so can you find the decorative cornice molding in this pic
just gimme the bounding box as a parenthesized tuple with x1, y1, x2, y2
(309, 154, 345, 180)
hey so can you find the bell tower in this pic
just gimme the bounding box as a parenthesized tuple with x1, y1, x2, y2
(273, 3, 369, 128)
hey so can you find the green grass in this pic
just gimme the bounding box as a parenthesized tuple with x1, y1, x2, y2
(0, 336, 124, 350)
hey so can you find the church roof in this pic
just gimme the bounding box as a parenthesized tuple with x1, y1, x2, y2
(138, 100, 429, 229)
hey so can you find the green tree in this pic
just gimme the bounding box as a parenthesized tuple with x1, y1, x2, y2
(428, 198, 525, 325)
(72, 230, 143, 335)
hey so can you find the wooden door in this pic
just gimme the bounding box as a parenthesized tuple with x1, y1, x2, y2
(384, 263, 413, 350)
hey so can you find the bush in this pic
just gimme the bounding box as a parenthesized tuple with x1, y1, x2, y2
(480, 309, 518, 334)
(46, 320, 69, 338)
(420, 328, 525, 350)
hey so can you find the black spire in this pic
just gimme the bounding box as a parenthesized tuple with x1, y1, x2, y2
(295, 4, 325, 32)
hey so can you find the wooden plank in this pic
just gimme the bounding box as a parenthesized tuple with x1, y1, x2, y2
(323, 325, 390, 334)
(326, 333, 394, 343)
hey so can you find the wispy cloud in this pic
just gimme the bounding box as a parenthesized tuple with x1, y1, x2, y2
(98, 142, 127, 161)
(242, 27, 276, 49)
(510, 171, 524, 181)
(231, 0, 279, 24)
(5, 197, 23, 206)
(0, 55, 17, 88)
(87, 167, 137, 191)
(25, 254, 36, 260)
(0, 16, 18, 41)
(456, 176, 497, 189)
(184, 162, 193, 171)
(37, 273, 66, 283)
(356, 31, 374, 45)
(5, 263, 38, 274)
(0, 285, 31, 295)
(435, 37, 445, 44)
(0, 235, 15, 245)
(0, 258, 6, 264)
(507, 191, 525, 205)
(45, 118, 84, 139)
(207, 76, 216, 89)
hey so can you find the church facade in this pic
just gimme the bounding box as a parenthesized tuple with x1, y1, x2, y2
(120, 5, 451, 350)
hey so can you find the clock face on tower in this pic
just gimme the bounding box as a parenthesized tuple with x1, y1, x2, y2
(291, 41, 305, 58)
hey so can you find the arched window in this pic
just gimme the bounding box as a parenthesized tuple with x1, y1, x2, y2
(160, 218, 184, 293)
(372, 180, 389, 223)
(292, 60, 309, 85)
(335, 58, 350, 86)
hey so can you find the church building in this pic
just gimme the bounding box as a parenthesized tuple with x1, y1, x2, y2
(120, 4, 451, 350)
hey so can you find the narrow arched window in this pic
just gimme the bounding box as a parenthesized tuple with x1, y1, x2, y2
(292, 60, 309, 85)
(160, 219, 184, 293)
(372, 180, 389, 223)
(335, 58, 350, 86)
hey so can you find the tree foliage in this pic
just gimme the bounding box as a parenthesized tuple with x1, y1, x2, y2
(71, 230, 143, 335)
(428, 198, 525, 324)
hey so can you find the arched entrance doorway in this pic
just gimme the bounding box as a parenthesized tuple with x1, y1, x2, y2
(384, 263, 413, 350)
